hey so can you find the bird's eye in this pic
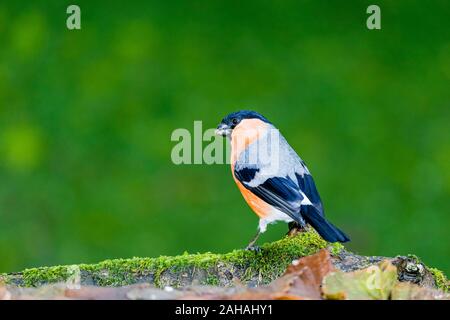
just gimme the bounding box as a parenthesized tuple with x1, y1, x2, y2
(231, 118, 238, 125)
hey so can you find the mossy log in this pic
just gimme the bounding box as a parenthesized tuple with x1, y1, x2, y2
(1, 230, 448, 292)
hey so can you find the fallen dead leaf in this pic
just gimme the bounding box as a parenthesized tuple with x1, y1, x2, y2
(270, 248, 334, 300)
(322, 260, 398, 300)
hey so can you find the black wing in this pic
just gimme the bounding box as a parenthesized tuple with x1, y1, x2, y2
(234, 167, 303, 222)
(295, 172, 324, 216)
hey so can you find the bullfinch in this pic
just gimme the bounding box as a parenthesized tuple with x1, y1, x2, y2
(215, 110, 350, 249)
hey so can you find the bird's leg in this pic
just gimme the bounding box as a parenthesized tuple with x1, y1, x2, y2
(287, 218, 307, 237)
(245, 229, 261, 252)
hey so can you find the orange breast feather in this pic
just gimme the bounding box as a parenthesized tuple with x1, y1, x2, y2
(230, 119, 269, 166)
(231, 119, 272, 218)
(231, 165, 273, 219)
(233, 175, 272, 219)
(230, 118, 272, 219)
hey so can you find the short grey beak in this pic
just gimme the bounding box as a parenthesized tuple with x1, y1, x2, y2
(215, 123, 231, 137)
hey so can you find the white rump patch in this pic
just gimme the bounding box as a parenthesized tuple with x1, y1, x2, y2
(258, 207, 293, 233)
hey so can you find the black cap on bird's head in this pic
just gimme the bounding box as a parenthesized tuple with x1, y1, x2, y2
(215, 110, 271, 137)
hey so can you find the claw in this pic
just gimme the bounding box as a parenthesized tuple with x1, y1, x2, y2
(286, 227, 303, 237)
(287, 221, 308, 236)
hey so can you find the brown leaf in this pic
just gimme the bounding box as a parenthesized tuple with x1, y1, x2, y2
(273, 248, 335, 300)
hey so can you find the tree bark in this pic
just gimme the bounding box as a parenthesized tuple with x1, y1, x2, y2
(1, 230, 447, 294)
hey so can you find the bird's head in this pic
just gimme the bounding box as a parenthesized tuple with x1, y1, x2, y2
(215, 110, 271, 138)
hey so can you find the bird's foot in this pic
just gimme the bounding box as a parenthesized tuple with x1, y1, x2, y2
(245, 245, 261, 253)
(286, 227, 303, 237)
(286, 221, 308, 237)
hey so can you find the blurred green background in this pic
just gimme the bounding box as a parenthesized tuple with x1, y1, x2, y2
(0, 1, 449, 274)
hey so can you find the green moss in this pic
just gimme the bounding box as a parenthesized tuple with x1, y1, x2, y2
(429, 267, 449, 292)
(22, 266, 70, 287)
(329, 242, 345, 255)
(230, 229, 328, 282)
(1, 229, 328, 288)
(205, 274, 220, 286)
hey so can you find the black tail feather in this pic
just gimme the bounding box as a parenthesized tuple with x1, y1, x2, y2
(302, 206, 350, 243)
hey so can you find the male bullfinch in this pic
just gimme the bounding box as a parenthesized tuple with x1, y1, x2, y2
(215, 110, 350, 249)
